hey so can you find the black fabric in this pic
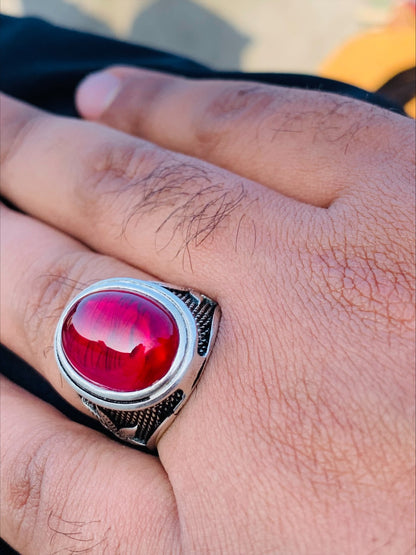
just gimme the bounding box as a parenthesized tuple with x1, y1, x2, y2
(0, 14, 406, 554)
(0, 15, 405, 116)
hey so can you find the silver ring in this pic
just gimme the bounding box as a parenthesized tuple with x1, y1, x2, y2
(54, 278, 220, 450)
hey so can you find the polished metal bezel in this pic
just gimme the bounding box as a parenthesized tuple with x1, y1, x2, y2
(54, 278, 200, 410)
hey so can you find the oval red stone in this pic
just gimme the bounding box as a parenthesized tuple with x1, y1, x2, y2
(61, 290, 179, 392)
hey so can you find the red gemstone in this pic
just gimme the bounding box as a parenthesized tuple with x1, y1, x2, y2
(61, 290, 179, 392)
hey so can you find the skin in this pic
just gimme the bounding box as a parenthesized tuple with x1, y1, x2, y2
(0, 68, 414, 554)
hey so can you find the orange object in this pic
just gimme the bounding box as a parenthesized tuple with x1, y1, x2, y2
(320, 2, 415, 116)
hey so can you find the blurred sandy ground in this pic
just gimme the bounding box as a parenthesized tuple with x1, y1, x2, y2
(1, 0, 395, 72)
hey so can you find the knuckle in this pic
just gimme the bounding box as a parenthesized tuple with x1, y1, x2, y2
(75, 139, 192, 226)
(76, 139, 150, 210)
(134, 160, 250, 257)
(4, 418, 129, 553)
(204, 83, 276, 121)
(194, 84, 276, 153)
(21, 250, 92, 356)
(270, 94, 377, 155)
(261, 91, 398, 161)
(192, 84, 409, 168)
(78, 136, 252, 258)
(312, 97, 407, 162)
(5, 440, 46, 533)
(0, 105, 45, 168)
(4, 426, 80, 544)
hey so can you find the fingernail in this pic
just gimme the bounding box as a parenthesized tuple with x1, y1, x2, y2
(77, 71, 121, 118)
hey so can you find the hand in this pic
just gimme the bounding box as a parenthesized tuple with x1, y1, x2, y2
(1, 69, 414, 554)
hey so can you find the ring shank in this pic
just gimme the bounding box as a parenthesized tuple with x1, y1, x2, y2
(82, 389, 184, 449)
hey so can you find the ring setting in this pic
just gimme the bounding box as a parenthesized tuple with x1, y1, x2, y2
(54, 278, 220, 450)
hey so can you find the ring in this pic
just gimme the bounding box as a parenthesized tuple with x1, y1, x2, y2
(54, 278, 220, 450)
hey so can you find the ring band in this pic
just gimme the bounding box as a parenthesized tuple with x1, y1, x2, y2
(54, 278, 220, 450)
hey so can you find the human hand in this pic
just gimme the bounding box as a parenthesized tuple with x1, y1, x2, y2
(1, 70, 414, 553)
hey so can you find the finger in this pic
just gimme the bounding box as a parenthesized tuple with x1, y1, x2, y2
(76, 67, 407, 207)
(0, 200, 271, 537)
(0, 203, 157, 413)
(0, 203, 241, 476)
(0, 93, 303, 294)
(0, 377, 178, 554)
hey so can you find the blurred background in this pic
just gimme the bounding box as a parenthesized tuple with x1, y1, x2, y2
(0, 0, 402, 71)
(2, 0, 415, 114)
